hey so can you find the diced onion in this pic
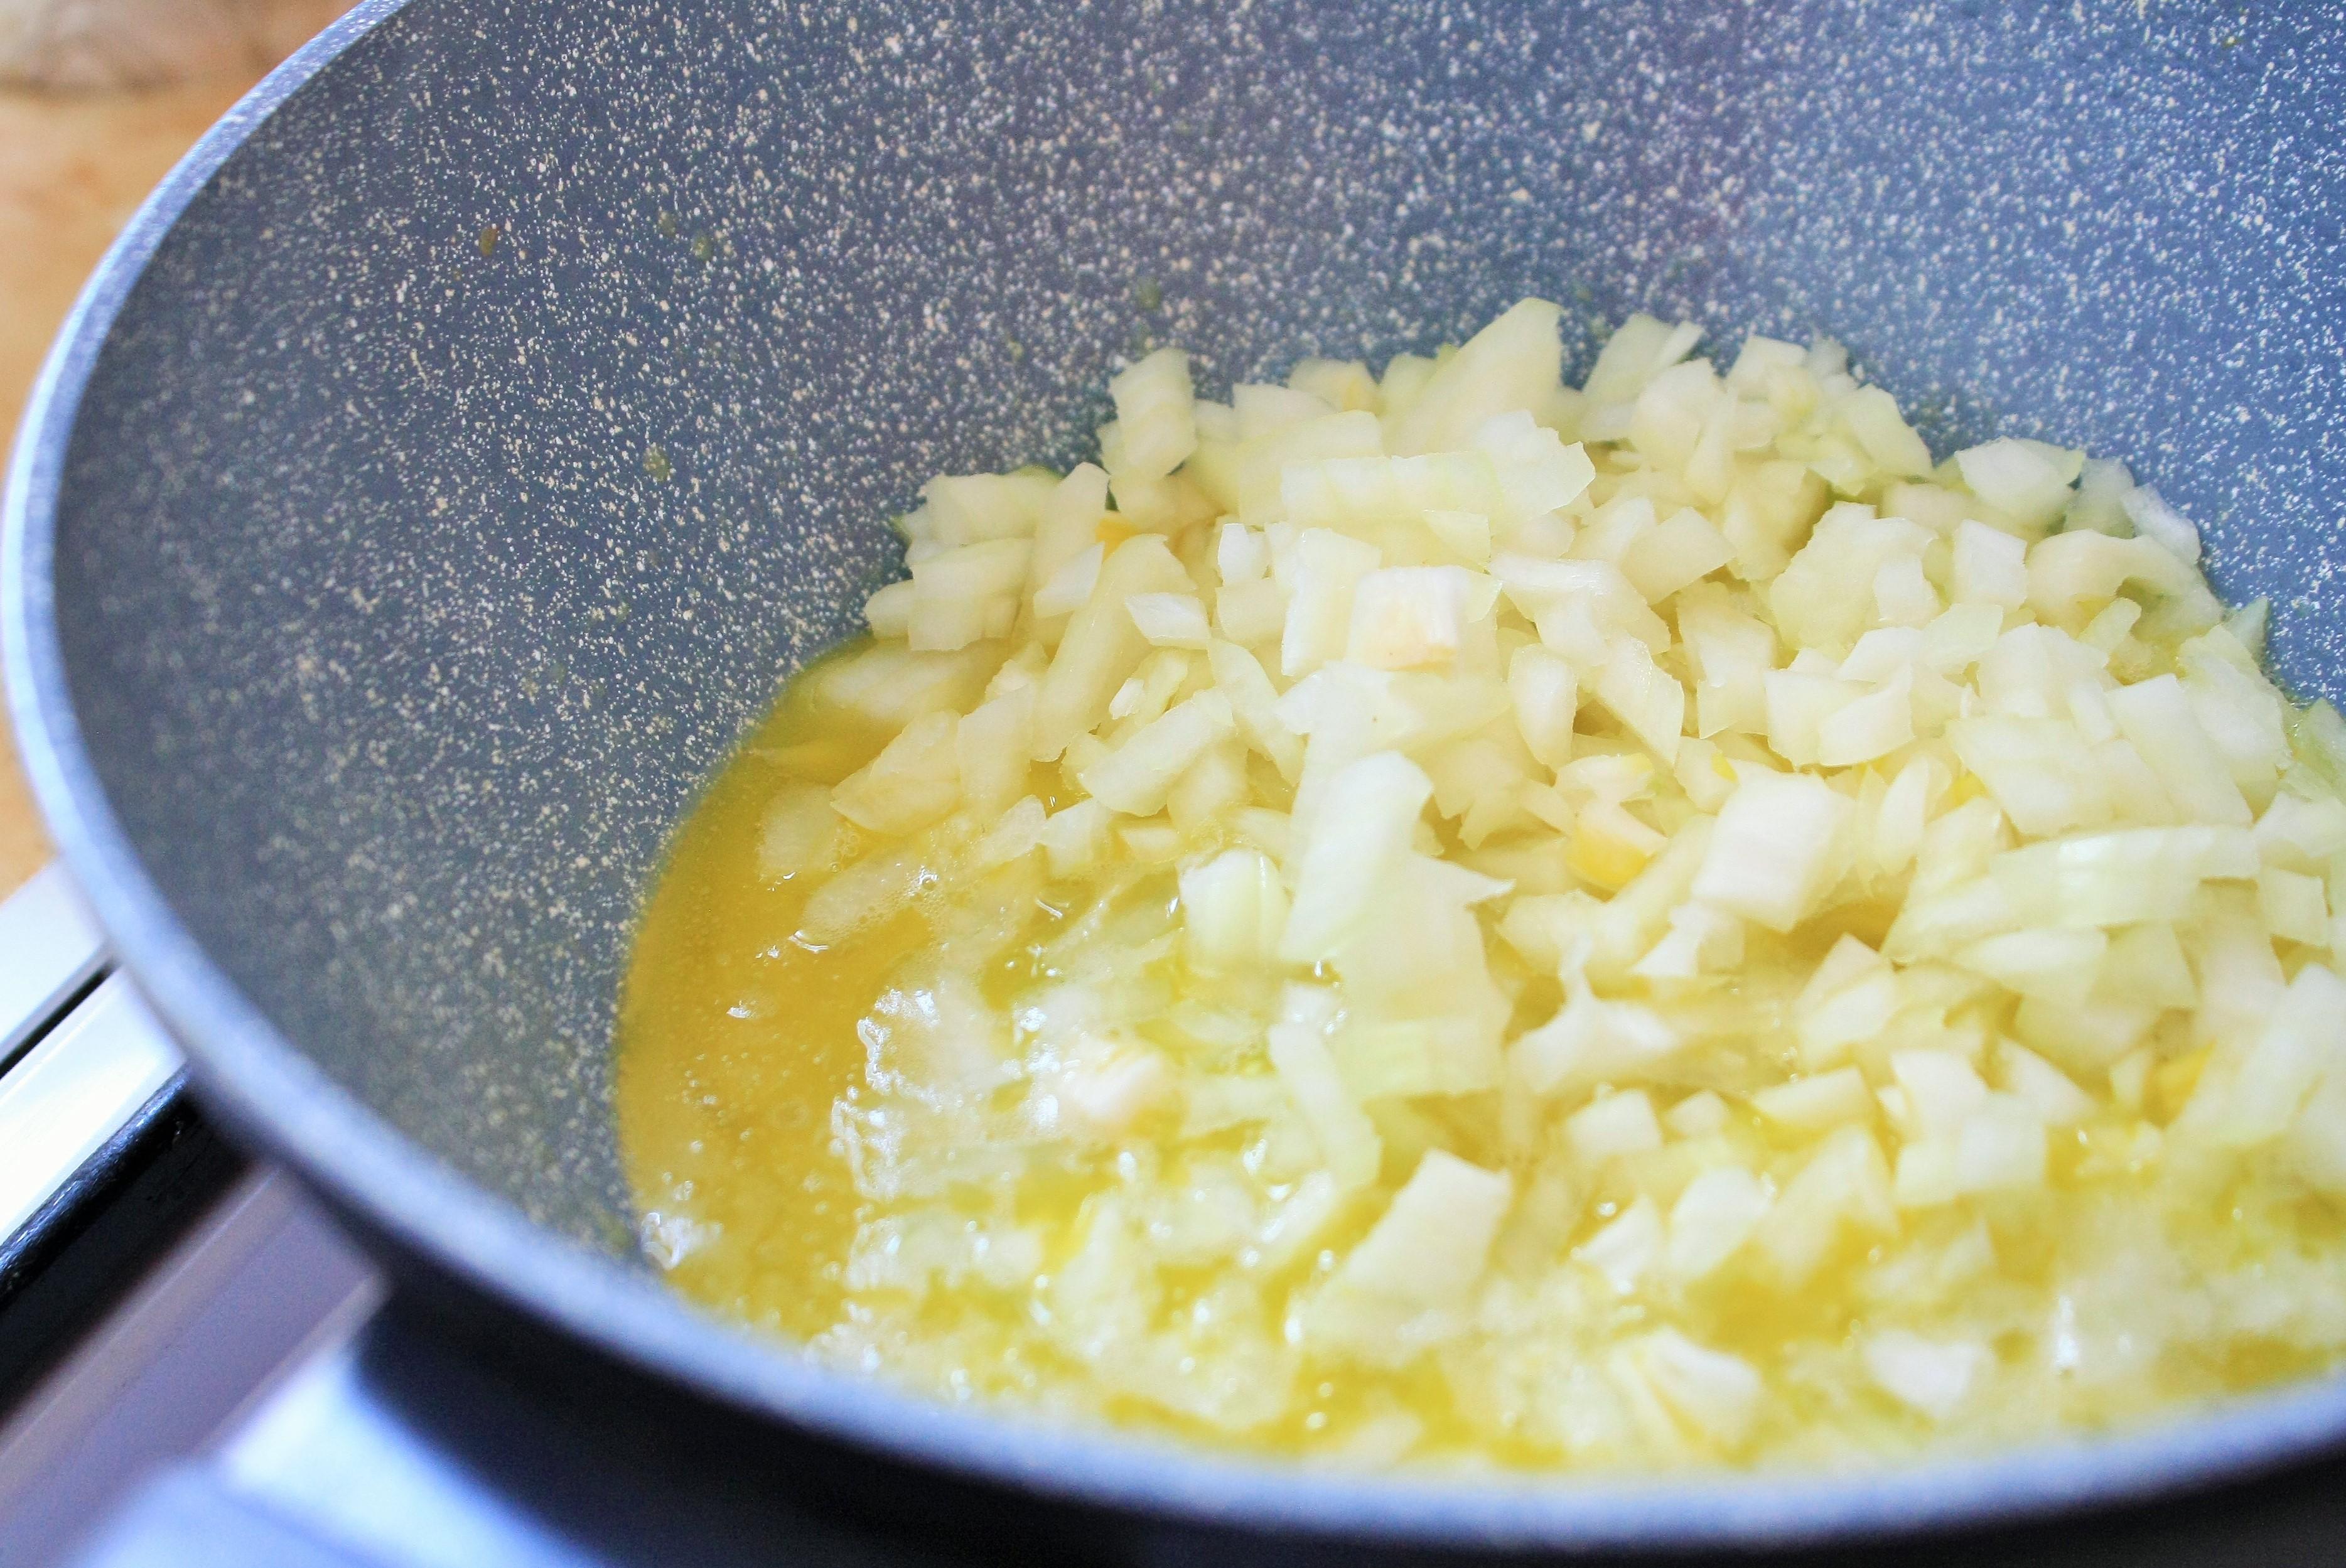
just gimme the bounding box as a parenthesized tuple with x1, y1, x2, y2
(654, 296, 2346, 1474)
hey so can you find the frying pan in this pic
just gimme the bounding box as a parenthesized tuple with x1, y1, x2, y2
(9, 0, 2346, 1554)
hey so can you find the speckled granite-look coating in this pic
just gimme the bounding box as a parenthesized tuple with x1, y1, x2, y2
(36, 0, 2346, 1254)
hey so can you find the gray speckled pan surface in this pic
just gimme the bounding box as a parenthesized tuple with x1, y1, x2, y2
(8, 0, 2346, 1545)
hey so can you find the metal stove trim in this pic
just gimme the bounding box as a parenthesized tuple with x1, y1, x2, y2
(0, 861, 104, 1071)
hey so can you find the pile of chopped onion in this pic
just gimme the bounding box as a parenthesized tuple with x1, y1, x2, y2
(754, 301, 2346, 1466)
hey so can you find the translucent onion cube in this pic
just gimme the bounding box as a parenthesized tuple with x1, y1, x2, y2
(1692, 770, 1854, 932)
(1864, 1331, 1993, 1422)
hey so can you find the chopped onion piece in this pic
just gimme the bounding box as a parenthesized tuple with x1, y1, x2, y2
(1864, 1331, 1993, 1422)
(2121, 485, 2201, 564)
(1126, 591, 1213, 649)
(1692, 771, 1854, 932)
(1665, 1168, 1771, 1282)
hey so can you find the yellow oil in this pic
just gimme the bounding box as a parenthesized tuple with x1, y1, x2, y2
(617, 639, 2346, 1469)
(618, 648, 910, 1338)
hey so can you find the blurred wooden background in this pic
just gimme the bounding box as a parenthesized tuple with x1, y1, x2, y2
(0, 0, 357, 899)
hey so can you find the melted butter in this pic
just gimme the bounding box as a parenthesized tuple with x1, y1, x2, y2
(616, 653, 906, 1338)
(618, 640, 2346, 1469)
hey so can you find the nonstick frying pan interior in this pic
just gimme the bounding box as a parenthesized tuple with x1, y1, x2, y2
(9, 0, 2346, 1546)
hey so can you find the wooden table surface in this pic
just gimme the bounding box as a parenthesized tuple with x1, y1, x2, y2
(0, 36, 350, 901)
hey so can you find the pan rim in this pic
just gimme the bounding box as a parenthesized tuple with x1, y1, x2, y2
(8, 0, 2346, 1548)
